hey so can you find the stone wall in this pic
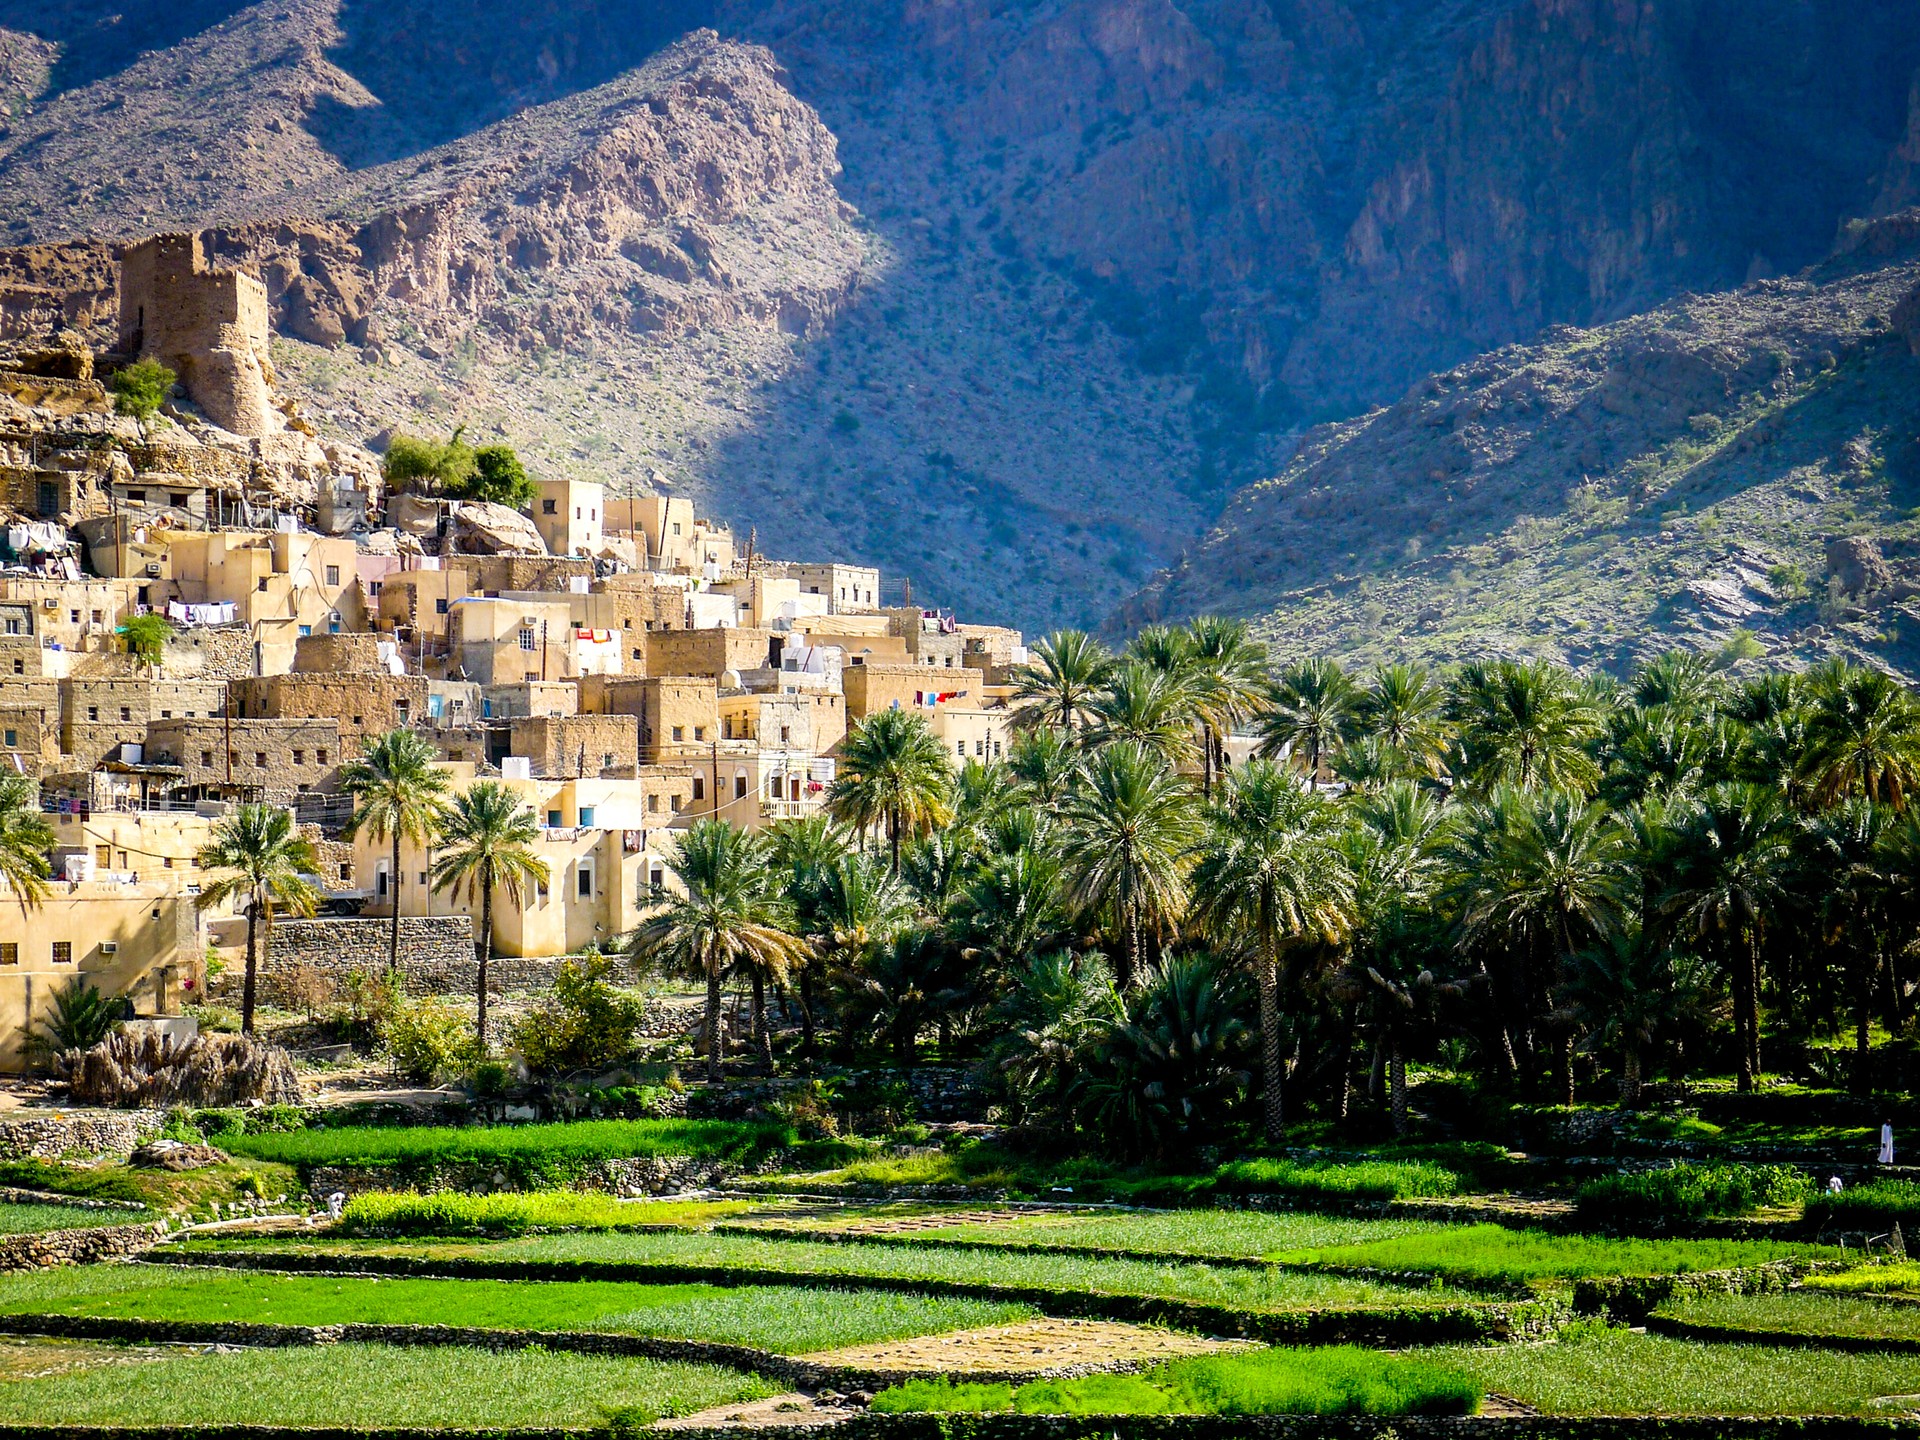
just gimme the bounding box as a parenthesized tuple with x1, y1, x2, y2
(251, 918, 475, 1003)
(305, 1153, 738, 1199)
(0, 1221, 161, 1272)
(0, 1109, 163, 1161)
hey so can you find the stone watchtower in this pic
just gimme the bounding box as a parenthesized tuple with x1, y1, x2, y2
(118, 234, 278, 438)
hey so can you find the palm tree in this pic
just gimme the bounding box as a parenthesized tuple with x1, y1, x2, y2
(1186, 616, 1268, 797)
(1801, 660, 1920, 808)
(1631, 650, 1724, 714)
(1006, 728, 1080, 808)
(0, 774, 53, 910)
(430, 781, 549, 1048)
(1126, 624, 1199, 677)
(1448, 788, 1630, 1102)
(828, 708, 954, 871)
(1808, 799, 1897, 1088)
(842, 927, 968, 1068)
(812, 852, 917, 986)
(1189, 761, 1353, 1141)
(194, 803, 320, 1034)
(341, 727, 451, 978)
(1254, 658, 1357, 783)
(1556, 928, 1692, 1106)
(1447, 660, 1603, 794)
(1058, 743, 1199, 990)
(629, 819, 806, 1080)
(1009, 630, 1115, 734)
(1353, 663, 1451, 781)
(1661, 783, 1800, 1092)
(768, 814, 853, 1054)
(1084, 662, 1198, 763)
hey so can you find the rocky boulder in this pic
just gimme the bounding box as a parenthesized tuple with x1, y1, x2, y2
(449, 501, 548, 556)
(1826, 535, 1895, 596)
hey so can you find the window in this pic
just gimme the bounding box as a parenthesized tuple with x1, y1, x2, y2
(257, 577, 269, 592)
(120, 706, 131, 722)
(200, 750, 213, 767)
(92, 610, 103, 625)
(87, 706, 98, 722)
(419, 871, 429, 887)
(547, 809, 562, 827)
(649, 868, 664, 890)
(51, 942, 71, 964)
(325, 565, 341, 586)
(578, 805, 596, 826)
(734, 773, 747, 799)
(779, 725, 791, 744)
(95, 845, 112, 868)
(670, 795, 683, 812)
(576, 863, 593, 898)
(70, 610, 80, 625)
(160, 710, 171, 719)
(435, 598, 449, 614)
(9, 661, 18, 675)
(575, 506, 582, 520)
(376, 867, 389, 898)
(0, 944, 16, 965)
(339, 863, 352, 881)
(671, 522, 682, 535)
(1, 731, 12, 748)
(126, 489, 146, 504)
(693, 726, 705, 741)
(368, 581, 382, 597)
(671, 725, 684, 743)
(601, 753, 615, 770)
(518, 627, 536, 651)
(254, 752, 266, 767)
(292, 749, 304, 766)
(138, 587, 150, 606)
(975, 739, 985, 757)
(692, 775, 705, 801)
(351, 716, 362, 728)
(170, 492, 188, 507)
(647, 793, 660, 813)
(317, 748, 329, 765)
(542, 499, 557, 515)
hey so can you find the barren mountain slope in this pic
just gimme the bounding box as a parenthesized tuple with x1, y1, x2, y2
(1124, 214, 1920, 681)
(1, 0, 1919, 634)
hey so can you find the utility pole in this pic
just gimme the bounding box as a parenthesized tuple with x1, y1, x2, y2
(710, 735, 720, 822)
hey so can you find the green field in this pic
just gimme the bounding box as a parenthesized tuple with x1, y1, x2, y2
(221, 1119, 791, 1173)
(1267, 1225, 1833, 1286)
(0, 1203, 144, 1236)
(338, 1190, 755, 1236)
(0, 1338, 776, 1427)
(1656, 1289, 1920, 1344)
(178, 1229, 1501, 1311)
(741, 1205, 1446, 1260)
(1441, 1326, 1920, 1415)
(874, 1345, 1481, 1416)
(0, 1265, 1031, 1354)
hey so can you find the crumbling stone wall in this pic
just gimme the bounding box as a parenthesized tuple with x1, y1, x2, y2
(0, 1221, 161, 1272)
(247, 917, 477, 1003)
(119, 234, 276, 438)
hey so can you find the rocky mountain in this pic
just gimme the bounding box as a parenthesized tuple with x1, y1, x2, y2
(1125, 212, 1920, 680)
(0, 0, 1917, 640)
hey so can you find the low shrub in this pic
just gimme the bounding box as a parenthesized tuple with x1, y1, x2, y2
(336, 1190, 749, 1236)
(871, 1347, 1481, 1417)
(508, 955, 647, 1076)
(219, 1118, 793, 1185)
(1576, 1163, 1811, 1225)
(380, 995, 480, 1085)
(1214, 1158, 1463, 1203)
(1803, 1260, 1920, 1295)
(0, 1160, 147, 1205)
(1803, 1178, 1920, 1232)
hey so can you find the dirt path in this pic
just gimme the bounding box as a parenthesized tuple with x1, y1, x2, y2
(655, 1394, 855, 1429)
(804, 1318, 1253, 1377)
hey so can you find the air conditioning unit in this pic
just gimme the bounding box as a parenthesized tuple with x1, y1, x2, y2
(99, 941, 118, 955)
(41, 597, 57, 610)
(144, 563, 162, 578)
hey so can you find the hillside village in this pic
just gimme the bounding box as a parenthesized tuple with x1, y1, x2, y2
(0, 233, 1026, 1071)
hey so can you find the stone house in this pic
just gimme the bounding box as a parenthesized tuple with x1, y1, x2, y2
(776, 561, 881, 614)
(165, 528, 368, 664)
(59, 676, 228, 771)
(143, 716, 341, 803)
(842, 662, 974, 722)
(0, 576, 140, 655)
(228, 671, 428, 750)
(446, 596, 576, 687)
(644, 625, 777, 681)
(929, 702, 1013, 768)
(532, 477, 603, 558)
(584, 676, 720, 764)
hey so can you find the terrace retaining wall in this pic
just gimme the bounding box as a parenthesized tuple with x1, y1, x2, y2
(0, 1110, 163, 1160)
(0, 1221, 162, 1271)
(302, 1155, 742, 1200)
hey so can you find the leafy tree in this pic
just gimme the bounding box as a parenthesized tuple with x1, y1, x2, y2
(508, 953, 647, 1075)
(446, 443, 536, 510)
(382, 428, 477, 497)
(341, 729, 452, 978)
(1058, 743, 1198, 990)
(430, 781, 549, 1047)
(1189, 761, 1352, 1140)
(0, 774, 53, 911)
(115, 612, 173, 669)
(194, 803, 320, 1034)
(828, 708, 954, 872)
(629, 820, 805, 1079)
(110, 359, 175, 431)
(1009, 630, 1115, 735)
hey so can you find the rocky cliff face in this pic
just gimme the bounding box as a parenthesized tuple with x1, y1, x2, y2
(0, 0, 1917, 635)
(1124, 211, 1920, 681)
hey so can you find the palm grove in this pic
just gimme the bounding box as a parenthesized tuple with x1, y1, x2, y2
(67, 620, 1914, 1160)
(633, 625, 1920, 1161)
